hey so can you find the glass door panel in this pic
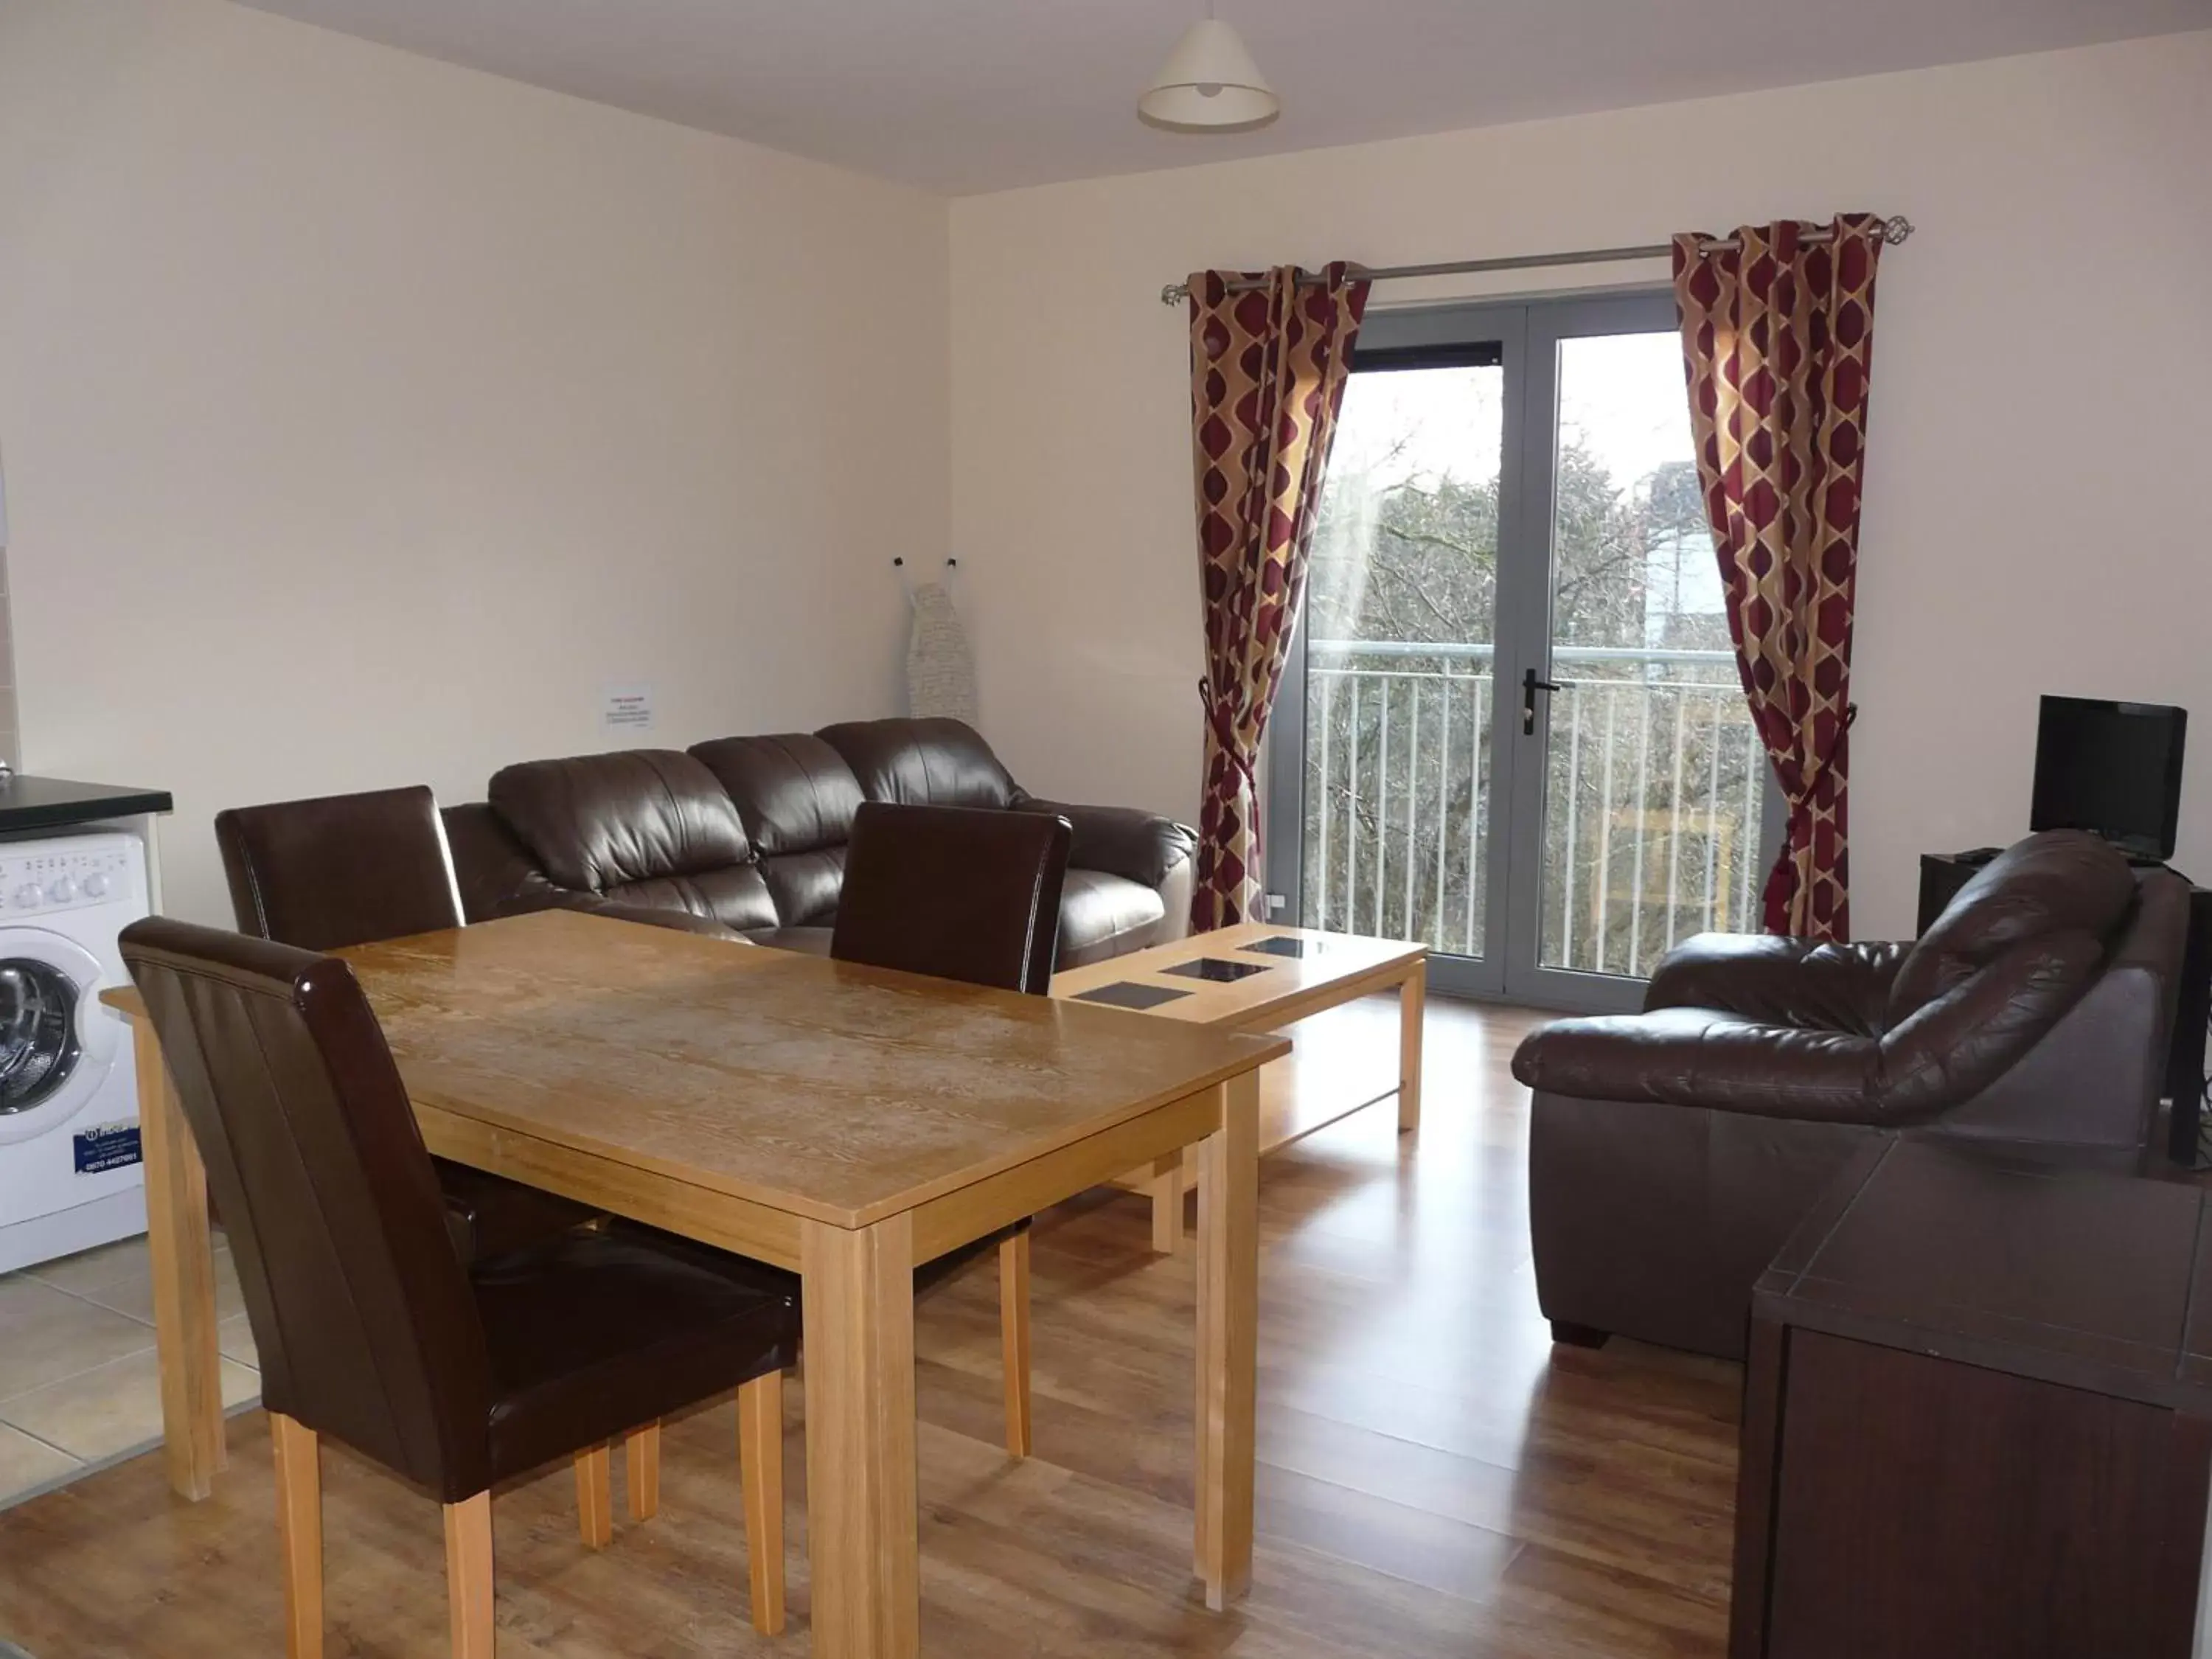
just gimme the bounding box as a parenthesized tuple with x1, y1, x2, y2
(1518, 314, 1770, 996)
(1299, 349, 1505, 974)
(1267, 292, 1774, 1011)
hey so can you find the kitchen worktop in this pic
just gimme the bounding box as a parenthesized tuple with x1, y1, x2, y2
(0, 774, 173, 836)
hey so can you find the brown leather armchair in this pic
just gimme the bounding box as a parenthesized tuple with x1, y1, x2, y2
(1512, 831, 2191, 1360)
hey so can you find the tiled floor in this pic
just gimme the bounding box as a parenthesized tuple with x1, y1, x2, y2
(0, 1235, 261, 1509)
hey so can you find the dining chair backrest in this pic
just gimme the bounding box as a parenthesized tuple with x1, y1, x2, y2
(215, 785, 465, 952)
(119, 917, 494, 1495)
(830, 802, 1072, 994)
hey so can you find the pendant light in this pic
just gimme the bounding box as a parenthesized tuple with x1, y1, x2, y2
(1138, 7, 1279, 133)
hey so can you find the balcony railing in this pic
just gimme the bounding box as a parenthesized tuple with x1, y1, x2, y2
(1298, 641, 1770, 978)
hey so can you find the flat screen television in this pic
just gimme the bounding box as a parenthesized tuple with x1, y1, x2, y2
(2030, 695, 2188, 860)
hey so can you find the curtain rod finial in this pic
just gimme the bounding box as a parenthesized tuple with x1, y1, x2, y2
(1161, 282, 1190, 307)
(1882, 215, 1914, 246)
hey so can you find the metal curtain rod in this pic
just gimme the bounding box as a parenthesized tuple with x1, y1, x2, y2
(1156, 215, 1914, 306)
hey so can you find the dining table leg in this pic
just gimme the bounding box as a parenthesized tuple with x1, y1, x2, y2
(1194, 1068, 1261, 1611)
(131, 1012, 227, 1500)
(1148, 1150, 1187, 1256)
(801, 1211, 920, 1659)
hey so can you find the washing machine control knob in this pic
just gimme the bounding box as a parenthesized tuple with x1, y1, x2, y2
(81, 872, 111, 900)
(46, 877, 75, 905)
(12, 883, 40, 909)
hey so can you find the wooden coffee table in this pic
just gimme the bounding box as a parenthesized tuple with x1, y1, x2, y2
(1052, 922, 1427, 1253)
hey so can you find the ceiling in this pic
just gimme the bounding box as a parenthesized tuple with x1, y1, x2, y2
(237, 0, 2212, 195)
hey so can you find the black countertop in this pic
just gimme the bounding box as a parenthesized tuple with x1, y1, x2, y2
(0, 774, 175, 835)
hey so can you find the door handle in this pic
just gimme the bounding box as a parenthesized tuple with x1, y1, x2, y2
(1521, 667, 1561, 735)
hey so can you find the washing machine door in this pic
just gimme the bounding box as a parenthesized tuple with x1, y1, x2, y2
(0, 932, 119, 1147)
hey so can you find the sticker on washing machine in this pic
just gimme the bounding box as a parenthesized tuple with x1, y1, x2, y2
(72, 1121, 143, 1175)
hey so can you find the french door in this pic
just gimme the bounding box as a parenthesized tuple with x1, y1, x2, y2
(1265, 291, 1778, 1010)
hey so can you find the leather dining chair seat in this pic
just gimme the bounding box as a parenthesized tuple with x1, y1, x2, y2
(121, 919, 802, 1656)
(471, 1225, 793, 1483)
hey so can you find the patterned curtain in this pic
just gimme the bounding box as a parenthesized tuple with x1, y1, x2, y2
(1186, 264, 1370, 931)
(1674, 216, 1885, 942)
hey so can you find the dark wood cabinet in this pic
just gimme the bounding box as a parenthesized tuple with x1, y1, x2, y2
(1731, 1138, 2212, 1659)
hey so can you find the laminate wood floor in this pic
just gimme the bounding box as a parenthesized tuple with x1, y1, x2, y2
(0, 995, 1740, 1658)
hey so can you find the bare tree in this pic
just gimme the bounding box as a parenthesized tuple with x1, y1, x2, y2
(1298, 425, 1761, 972)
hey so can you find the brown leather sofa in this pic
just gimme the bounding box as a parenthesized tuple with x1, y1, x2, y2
(1512, 831, 2191, 1360)
(442, 717, 1195, 969)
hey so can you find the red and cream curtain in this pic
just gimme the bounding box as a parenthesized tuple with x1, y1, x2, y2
(1185, 263, 1370, 931)
(1674, 216, 1885, 942)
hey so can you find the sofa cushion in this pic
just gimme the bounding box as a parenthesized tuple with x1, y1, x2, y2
(689, 734, 861, 927)
(1889, 830, 2135, 1016)
(490, 750, 749, 890)
(689, 734, 863, 855)
(585, 864, 776, 932)
(486, 750, 778, 932)
(817, 717, 1019, 810)
(1056, 869, 1169, 970)
(740, 925, 834, 956)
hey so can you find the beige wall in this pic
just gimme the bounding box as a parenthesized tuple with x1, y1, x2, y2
(0, 0, 949, 921)
(950, 32, 2212, 941)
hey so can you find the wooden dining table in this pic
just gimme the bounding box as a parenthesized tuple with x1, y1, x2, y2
(101, 908, 1287, 1658)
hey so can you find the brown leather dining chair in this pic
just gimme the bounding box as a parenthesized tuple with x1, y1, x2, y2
(121, 919, 801, 1658)
(217, 786, 696, 1554)
(215, 785, 599, 1263)
(832, 799, 1072, 994)
(831, 800, 1073, 1456)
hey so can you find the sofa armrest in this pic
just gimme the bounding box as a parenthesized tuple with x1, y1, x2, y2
(2112, 869, 2193, 1048)
(1012, 797, 1197, 889)
(1512, 1006, 1880, 1121)
(1517, 933, 2107, 1128)
(1874, 930, 2108, 1123)
(1919, 879, 2185, 1155)
(1644, 933, 1905, 1034)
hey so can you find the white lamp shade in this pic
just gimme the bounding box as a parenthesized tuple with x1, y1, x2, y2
(1138, 18, 1279, 131)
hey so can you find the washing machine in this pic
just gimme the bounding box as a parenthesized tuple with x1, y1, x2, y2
(0, 830, 151, 1274)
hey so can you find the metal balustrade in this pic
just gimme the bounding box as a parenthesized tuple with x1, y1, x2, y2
(1298, 641, 1769, 977)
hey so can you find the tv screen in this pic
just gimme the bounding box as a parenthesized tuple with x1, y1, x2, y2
(2029, 695, 2187, 860)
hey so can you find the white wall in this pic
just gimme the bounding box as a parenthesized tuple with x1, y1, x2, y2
(0, 0, 950, 921)
(950, 32, 2212, 941)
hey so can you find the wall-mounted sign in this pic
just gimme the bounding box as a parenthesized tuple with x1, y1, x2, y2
(602, 682, 655, 733)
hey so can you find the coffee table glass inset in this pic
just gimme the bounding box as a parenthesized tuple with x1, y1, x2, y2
(1237, 935, 1325, 959)
(1162, 956, 1274, 983)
